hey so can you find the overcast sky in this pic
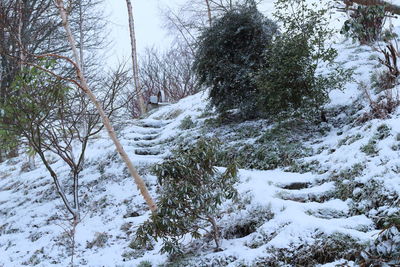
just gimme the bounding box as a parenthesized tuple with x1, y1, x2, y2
(103, 0, 181, 66)
(102, 0, 276, 67)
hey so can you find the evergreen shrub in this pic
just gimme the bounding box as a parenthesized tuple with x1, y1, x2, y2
(133, 139, 238, 256)
(193, 1, 278, 118)
(256, 0, 347, 119)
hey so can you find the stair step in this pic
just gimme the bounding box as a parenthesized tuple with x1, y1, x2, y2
(134, 141, 160, 148)
(133, 135, 159, 141)
(134, 148, 162, 156)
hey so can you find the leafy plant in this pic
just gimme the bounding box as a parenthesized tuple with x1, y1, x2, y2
(256, 0, 348, 119)
(359, 217, 400, 265)
(86, 232, 109, 249)
(134, 139, 238, 256)
(193, 1, 278, 118)
(341, 4, 387, 44)
(216, 120, 314, 170)
(179, 116, 196, 130)
(360, 139, 379, 156)
(360, 125, 391, 156)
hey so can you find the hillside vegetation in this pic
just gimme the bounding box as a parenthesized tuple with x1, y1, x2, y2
(1, 0, 400, 266)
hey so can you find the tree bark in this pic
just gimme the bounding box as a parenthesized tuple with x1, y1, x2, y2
(126, 0, 146, 116)
(205, 0, 212, 27)
(344, 0, 400, 15)
(78, 0, 84, 74)
(55, 0, 157, 212)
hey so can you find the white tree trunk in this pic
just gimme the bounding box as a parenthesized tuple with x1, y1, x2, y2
(126, 0, 147, 116)
(55, 0, 157, 212)
(79, 0, 84, 74)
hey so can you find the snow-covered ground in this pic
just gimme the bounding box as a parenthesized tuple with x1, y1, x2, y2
(2, 2, 400, 266)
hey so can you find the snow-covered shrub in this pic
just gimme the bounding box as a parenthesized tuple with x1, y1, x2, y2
(86, 232, 109, 249)
(133, 139, 238, 256)
(256, 0, 346, 120)
(341, 4, 387, 44)
(360, 124, 391, 156)
(360, 43, 400, 121)
(256, 233, 363, 266)
(359, 219, 400, 265)
(331, 163, 398, 220)
(179, 116, 196, 130)
(221, 205, 274, 239)
(193, 1, 278, 119)
(332, 163, 366, 201)
(136, 260, 152, 267)
(217, 120, 313, 170)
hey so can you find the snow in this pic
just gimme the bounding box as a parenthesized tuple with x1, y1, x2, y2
(1, 2, 400, 266)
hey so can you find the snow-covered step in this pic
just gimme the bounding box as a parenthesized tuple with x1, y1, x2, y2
(133, 134, 159, 141)
(133, 141, 161, 148)
(134, 148, 163, 156)
(135, 119, 171, 129)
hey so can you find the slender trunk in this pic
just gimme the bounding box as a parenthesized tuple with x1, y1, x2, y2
(73, 170, 80, 216)
(344, 0, 400, 15)
(55, 0, 157, 212)
(207, 215, 220, 250)
(17, 0, 25, 70)
(125, 0, 146, 116)
(205, 0, 212, 27)
(79, 0, 84, 74)
(36, 149, 77, 217)
(70, 215, 78, 267)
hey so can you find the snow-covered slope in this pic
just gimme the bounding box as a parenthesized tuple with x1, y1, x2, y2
(2, 9, 400, 267)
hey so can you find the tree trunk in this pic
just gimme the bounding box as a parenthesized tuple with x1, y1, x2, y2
(207, 215, 221, 251)
(126, 0, 146, 116)
(205, 0, 212, 27)
(344, 0, 400, 15)
(55, 0, 157, 212)
(78, 0, 84, 74)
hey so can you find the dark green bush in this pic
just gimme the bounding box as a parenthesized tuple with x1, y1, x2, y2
(133, 139, 238, 256)
(256, 0, 347, 119)
(193, 1, 278, 118)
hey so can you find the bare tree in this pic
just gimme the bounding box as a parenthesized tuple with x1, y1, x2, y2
(161, 0, 264, 55)
(137, 44, 200, 104)
(55, 0, 157, 212)
(125, 0, 146, 116)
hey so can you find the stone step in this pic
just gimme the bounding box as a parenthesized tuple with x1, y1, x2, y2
(136, 119, 170, 129)
(134, 148, 162, 156)
(134, 141, 160, 148)
(282, 182, 311, 190)
(133, 135, 159, 141)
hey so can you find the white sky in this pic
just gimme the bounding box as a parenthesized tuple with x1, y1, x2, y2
(103, 0, 182, 66)
(103, 0, 276, 67)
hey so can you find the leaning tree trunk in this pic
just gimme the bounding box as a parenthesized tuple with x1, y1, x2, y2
(126, 0, 146, 116)
(55, 0, 157, 212)
(343, 0, 400, 15)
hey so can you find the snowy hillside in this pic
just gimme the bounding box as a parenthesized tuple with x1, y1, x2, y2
(2, 0, 400, 265)
(1, 35, 400, 266)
